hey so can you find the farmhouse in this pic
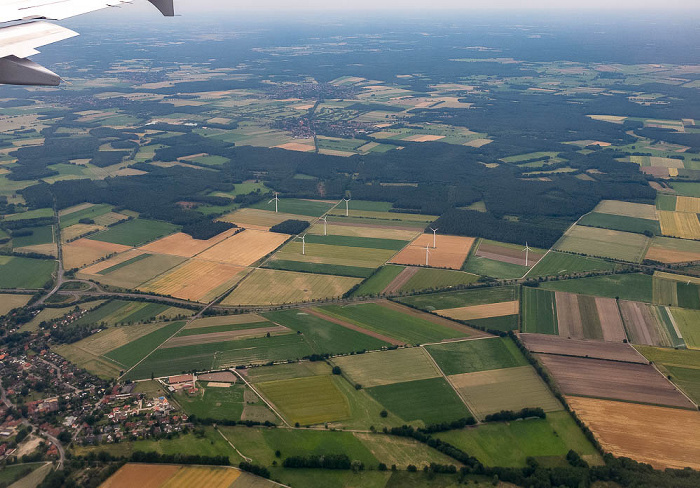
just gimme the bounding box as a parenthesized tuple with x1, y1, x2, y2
(167, 374, 195, 390)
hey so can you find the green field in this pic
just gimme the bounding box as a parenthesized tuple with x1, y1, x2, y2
(74, 300, 185, 326)
(399, 268, 479, 293)
(352, 265, 405, 296)
(105, 320, 183, 370)
(540, 273, 653, 302)
(555, 225, 649, 263)
(3, 207, 53, 222)
(175, 382, 247, 421)
(89, 218, 179, 246)
(176, 321, 270, 337)
(578, 212, 660, 236)
(463, 255, 528, 279)
(656, 193, 677, 211)
(468, 315, 519, 332)
(250, 198, 334, 217)
(331, 348, 441, 388)
(436, 411, 600, 467)
(528, 252, 616, 278)
(59, 203, 113, 228)
(10, 225, 54, 247)
(425, 337, 528, 375)
(0, 255, 56, 288)
(0, 463, 45, 485)
(670, 182, 700, 197)
(263, 259, 374, 278)
(97, 253, 150, 275)
(367, 377, 472, 425)
(670, 308, 700, 349)
(521, 287, 558, 334)
(396, 286, 517, 311)
(319, 303, 466, 344)
(263, 309, 391, 353)
(257, 375, 350, 426)
(125, 333, 314, 379)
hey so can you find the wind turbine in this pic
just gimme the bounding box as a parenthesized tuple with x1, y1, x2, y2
(268, 192, 279, 213)
(343, 198, 351, 217)
(320, 215, 328, 236)
(297, 234, 307, 255)
(424, 245, 430, 266)
(522, 242, 531, 267)
(429, 227, 438, 249)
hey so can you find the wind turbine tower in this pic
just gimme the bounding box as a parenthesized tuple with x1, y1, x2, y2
(429, 227, 438, 248)
(269, 192, 279, 213)
(298, 234, 307, 255)
(522, 242, 531, 268)
(320, 215, 328, 236)
(343, 198, 351, 217)
(425, 245, 430, 266)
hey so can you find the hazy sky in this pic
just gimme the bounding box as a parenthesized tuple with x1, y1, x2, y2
(122, 0, 699, 13)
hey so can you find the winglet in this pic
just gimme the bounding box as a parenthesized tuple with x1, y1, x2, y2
(0, 56, 60, 86)
(148, 0, 175, 16)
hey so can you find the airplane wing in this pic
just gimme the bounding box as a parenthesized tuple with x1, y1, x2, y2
(0, 0, 174, 86)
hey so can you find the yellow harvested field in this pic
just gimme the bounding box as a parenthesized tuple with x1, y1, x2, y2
(15, 243, 57, 257)
(100, 464, 240, 488)
(221, 268, 361, 306)
(62, 223, 103, 242)
(140, 229, 239, 258)
(390, 234, 475, 269)
(676, 196, 700, 213)
(73, 322, 167, 356)
(198, 229, 289, 266)
(0, 294, 31, 315)
(275, 142, 315, 152)
(185, 313, 267, 329)
(63, 238, 130, 270)
(594, 200, 658, 220)
(59, 202, 94, 216)
(588, 115, 627, 124)
(218, 208, 313, 230)
(645, 246, 700, 264)
(436, 301, 519, 320)
(80, 249, 145, 274)
(307, 222, 420, 240)
(567, 396, 700, 470)
(463, 138, 492, 148)
(403, 134, 445, 142)
(647, 157, 685, 168)
(658, 211, 700, 239)
(140, 259, 246, 302)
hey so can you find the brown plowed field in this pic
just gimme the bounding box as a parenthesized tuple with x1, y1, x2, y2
(567, 396, 700, 470)
(163, 325, 290, 348)
(140, 228, 239, 258)
(554, 292, 583, 339)
(645, 246, 700, 263)
(595, 297, 628, 342)
(390, 234, 475, 269)
(307, 308, 403, 345)
(536, 354, 694, 409)
(382, 266, 419, 294)
(519, 334, 645, 363)
(197, 229, 289, 266)
(476, 242, 544, 267)
(63, 238, 130, 269)
(436, 301, 519, 321)
(618, 300, 662, 346)
(327, 220, 422, 232)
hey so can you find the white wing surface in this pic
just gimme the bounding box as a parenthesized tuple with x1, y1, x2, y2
(0, 0, 174, 86)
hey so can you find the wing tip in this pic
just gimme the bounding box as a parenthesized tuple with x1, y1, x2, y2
(148, 0, 175, 17)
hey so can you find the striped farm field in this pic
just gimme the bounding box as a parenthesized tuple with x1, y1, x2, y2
(331, 348, 442, 388)
(658, 211, 700, 239)
(554, 292, 627, 342)
(100, 464, 248, 488)
(78, 253, 186, 290)
(139, 258, 246, 302)
(436, 301, 518, 321)
(567, 397, 700, 470)
(256, 375, 350, 425)
(218, 207, 312, 230)
(521, 287, 557, 335)
(675, 196, 700, 213)
(307, 221, 420, 240)
(352, 265, 406, 296)
(594, 200, 658, 220)
(670, 308, 700, 348)
(197, 229, 289, 266)
(448, 366, 561, 420)
(619, 301, 684, 347)
(221, 269, 361, 306)
(555, 225, 650, 263)
(474, 239, 546, 268)
(63, 238, 130, 270)
(140, 228, 239, 258)
(645, 236, 700, 264)
(653, 271, 700, 309)
(390, 233, 475, 269)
